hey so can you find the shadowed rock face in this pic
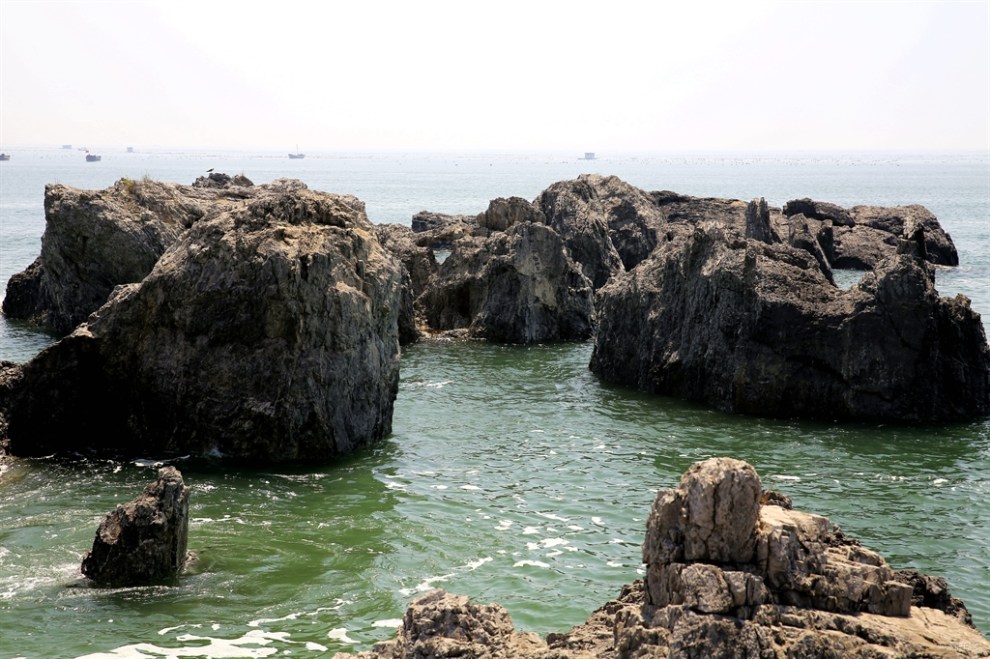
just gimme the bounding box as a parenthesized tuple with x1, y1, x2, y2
(783, 197, 959, 268)
(589, 225, 990, 422)
(81, 466, 189, 586)
(1, 176, 260, 335)
(336, 458, 990, 659)
(418, 222, 595, 343)
(3, 185, 403, 462)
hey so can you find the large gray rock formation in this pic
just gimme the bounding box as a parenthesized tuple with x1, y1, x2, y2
(336, 458, 990, 659)
(589, 225, 990, 422)
(2, 182, 403, 462)
(1, 175, 256, 335)
(418, 222, 595, 343)
(81, 466, 190, 586)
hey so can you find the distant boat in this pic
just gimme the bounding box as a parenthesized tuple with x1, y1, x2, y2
(288, 145, 305, 159)
(126, 146, 134, 153)
(85, 153, 101, 162)
(582, 152, 596, 160)
(61, 144, 72, 150)
(0, 153, 10, 161)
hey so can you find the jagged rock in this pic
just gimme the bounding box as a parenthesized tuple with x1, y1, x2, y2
(339, 459, 990, 659)
(534, 175, 628, 289)
(2, 184, 403, 462)
(478, 196, 545, 232)
(851, 203, 958, 266)
(409, 210, 481, 249)
(3, 175, 271, 336)
(375, 224, 437, 345)
(783, 198, 958, 268)
(786, 213, 834, 283)
(418, 222, 594, 343)
(81, 466, 189, 586)
(783, 197, 854, 226)
(589, 226, 990, 422)
(335, 590, 547, 659)
(743, 197, 780, 244)
(191, 172, 254, 188)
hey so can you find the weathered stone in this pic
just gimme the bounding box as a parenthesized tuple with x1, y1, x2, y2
(4, 184, 403, 462)
(783, 197, 854, 226)
(478, 196, 545, 232)
(81, 466, 189, 586)
(334, 589, 547, 659)
(418, 222, 595, 343)
(341, 459, 990, 659)
(744, 197, 780, 244)
(534, 175, 628, 289)
(589, 226, 990, 422)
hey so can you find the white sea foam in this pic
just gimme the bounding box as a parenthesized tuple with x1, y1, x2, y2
(495, 519, 513, 530)
(327, 628, 357, 644)
(771, 475, 801, 482)
(933, 478, 948, 486)
(522, 526, 540, 535)
(432, 484, 449, 490)
(591, 517, 605, 526)
(536, 512, 568, 522)
(513, 560, 550, 568)
(459, 484, 481, 491)
(372, 619, 403, 628)
(78, 629, 290, 658)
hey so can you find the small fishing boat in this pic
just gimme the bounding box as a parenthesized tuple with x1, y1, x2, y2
(0, 153, 10, 161)
(85, 152, 101, 162)
(288, 145, 305, 159)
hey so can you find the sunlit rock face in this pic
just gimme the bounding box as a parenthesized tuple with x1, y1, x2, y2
(4, 182, 403, 463)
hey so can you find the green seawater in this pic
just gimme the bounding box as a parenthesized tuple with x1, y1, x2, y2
(1, 340, 988, 657)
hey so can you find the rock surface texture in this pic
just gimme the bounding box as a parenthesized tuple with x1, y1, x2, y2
(81, 466, 190, 586)
(589, 225, 990, 422)
(1, 174, 256, 335)
(336, 458, 990, 658)
(2, 179, 403, 462)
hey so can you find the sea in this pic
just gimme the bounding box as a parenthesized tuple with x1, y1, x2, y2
(0, 147, 988, 657)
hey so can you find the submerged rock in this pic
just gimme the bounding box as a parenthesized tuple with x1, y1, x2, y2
(338, 459, 990, 658)
(3, 183, 403, 462)
(81, 466, 189, 586)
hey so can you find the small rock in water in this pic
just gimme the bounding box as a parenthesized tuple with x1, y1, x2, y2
(81, 466, 190, 586)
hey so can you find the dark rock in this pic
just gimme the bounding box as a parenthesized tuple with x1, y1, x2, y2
(786, 213, 834, 283)
(534, 175, 627, 289)
(851, 204, 958, 266)
(81, 466, 190, 586)
(783, 197, 854, 226)
(191, 172, 254, 188)
(409, 211, 480, 249)
(783, 198, 958, 268)
(3, 185, 403, 462)
(375, 224, 438, 345)
(477, 196, 544, 232)
(2, 175, 279, 336)
(743, 197, 781, 244)
(418, 222, 594, 343)
(589, 226, 990, 422)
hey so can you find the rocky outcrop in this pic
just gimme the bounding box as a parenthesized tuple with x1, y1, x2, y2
(783, 197, 958, 269)
(534, 176, 628, 289)
(337, 458, 989, 659)
(374, 224, 437, 345)
(418, 222, 595, 343)
(590, 225, 990, 422)
(2, 183, 403, 462)
(81, 466, 190, 586)
(0, 174, 266, 336)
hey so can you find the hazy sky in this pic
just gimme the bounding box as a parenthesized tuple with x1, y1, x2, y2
(1, 0, 988, 152)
